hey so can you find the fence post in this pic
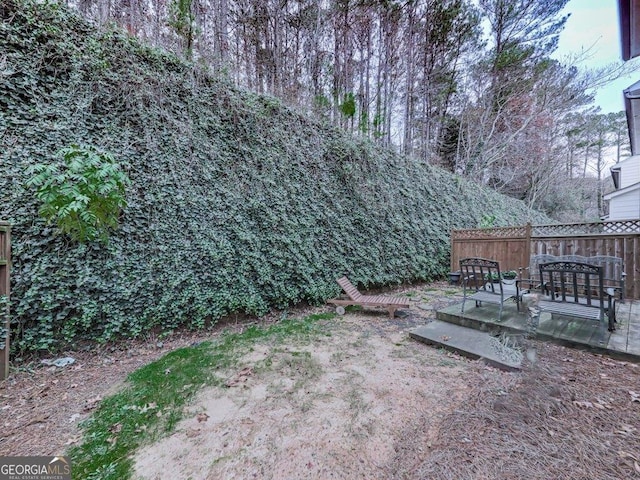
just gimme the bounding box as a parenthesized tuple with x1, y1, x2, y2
(450, 229, 455, 272)
(524, 222, 532, 267)
(0, 222, 10, 380)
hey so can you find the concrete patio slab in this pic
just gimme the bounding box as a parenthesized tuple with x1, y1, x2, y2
(429, 297, 640, 361)
(409, 320, 522, 371)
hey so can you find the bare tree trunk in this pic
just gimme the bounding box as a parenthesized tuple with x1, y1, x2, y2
(583, 145, 590, 178)
(365, 19, 371, 136)
(215, 0, 230, 67)
(403, 3, 414, 155)
(374, 10, 383, 142)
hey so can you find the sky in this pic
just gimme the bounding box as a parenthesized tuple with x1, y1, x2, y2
(554, 0, 639, 114)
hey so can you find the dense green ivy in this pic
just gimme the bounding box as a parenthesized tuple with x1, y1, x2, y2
(0, 0, 549, 353)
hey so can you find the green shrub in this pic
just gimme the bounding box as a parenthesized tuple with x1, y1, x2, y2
(26, 145, 129, 243)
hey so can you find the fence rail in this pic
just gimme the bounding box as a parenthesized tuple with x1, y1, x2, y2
(532, 219, 640, 236)
(451, 225, 531, 240)
(451, 220, 640, 300)
(0, 222, 10, 380)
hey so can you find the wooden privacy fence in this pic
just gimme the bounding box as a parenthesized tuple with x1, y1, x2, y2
(0, 222, 10, 380)
(451, 220, 640, 300)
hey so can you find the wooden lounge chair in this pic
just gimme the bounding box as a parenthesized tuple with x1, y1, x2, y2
(327, 276, 411, 318)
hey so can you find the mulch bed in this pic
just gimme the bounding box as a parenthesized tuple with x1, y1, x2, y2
(409, 340, 640, 480)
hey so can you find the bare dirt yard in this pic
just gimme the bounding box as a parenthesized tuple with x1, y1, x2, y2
(2, 282, 640, 479)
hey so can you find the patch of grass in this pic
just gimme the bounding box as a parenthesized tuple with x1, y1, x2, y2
(254, 348, 322, 394)
(330, 350, 346, 364)
(280, 351, 323, 386)
(389, 345, 419, 360)
(209, 455, 232, 467)
(435, 348, 464, 367)
(69, 313, 334, 479)
(348, 336, 368, 350)
(259, 347, 324, 396)
(346, 387, 364, 411)
(436, 358, 460, 367)
(69, 342, 220, 479)
(345, 305, 362, 312)
(299, 398, 315, 413)
(263, 350, 324, 405)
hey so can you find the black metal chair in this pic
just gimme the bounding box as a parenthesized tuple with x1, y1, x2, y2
(460, 257, 518, 321)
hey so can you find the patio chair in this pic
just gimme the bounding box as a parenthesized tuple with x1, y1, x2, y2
(460, 257, 518, 321)
(327, 276, 411, 318)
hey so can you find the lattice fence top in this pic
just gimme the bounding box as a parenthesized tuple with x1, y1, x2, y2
(453, 220, 640, 239)
(452, 226, 529, 240)
(532, 219, 640, 237)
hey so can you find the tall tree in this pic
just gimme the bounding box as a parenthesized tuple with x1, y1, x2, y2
(169, 0, 196, 59)
(408, 0, 480, 163)
(455, 0, 571, 188)
(607, 110, 632, 163)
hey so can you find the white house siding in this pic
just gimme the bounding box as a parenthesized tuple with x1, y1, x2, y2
(607, 188, 640, 220)
(618, 156, 640, 188)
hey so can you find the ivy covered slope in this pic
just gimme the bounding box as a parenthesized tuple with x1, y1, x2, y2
(0, 0, 548, 351)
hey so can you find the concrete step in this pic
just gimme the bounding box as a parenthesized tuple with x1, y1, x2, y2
(409, 320, 523, 371)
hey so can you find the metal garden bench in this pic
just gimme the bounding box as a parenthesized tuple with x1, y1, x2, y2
(537, 261, 616, 343)
(520, 254, 626, 303)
